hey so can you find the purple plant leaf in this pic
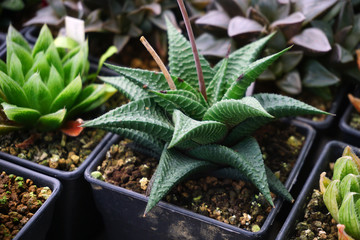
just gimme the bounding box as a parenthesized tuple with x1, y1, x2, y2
(228, 16, 263, 39)
(290, 28, 331, 54)
(270, 12, 305, 39)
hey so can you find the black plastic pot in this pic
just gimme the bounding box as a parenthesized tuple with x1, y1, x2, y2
(85, 120, 315, 240)
(0, 159, 61, 240)
(20, 25, 38, 45)
(0, 32, 6, 58)
(339, 104, 360, 145)
(296, 84, 347, 131)
(275, 140, 358, 240)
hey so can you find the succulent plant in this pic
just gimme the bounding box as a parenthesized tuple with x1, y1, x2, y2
(25, 0, 210, 53)
(84, 0, 327, 215)
(0, 24, 116, 134)
(320, 146, 360, 240)
(195, 0, 360, 99)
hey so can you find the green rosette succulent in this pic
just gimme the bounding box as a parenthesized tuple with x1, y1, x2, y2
(84, 12, 328, 215)
(321, 146, 360, 239)
(0, 24, 116, 134)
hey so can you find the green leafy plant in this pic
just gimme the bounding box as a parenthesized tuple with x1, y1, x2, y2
(320, 146, 360, 240)
(0, 24, 116, 134)
(84, 0, 328, 215)
(195, 0, 360, 99)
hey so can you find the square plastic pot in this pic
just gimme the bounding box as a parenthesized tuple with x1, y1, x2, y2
(275, 140, 358, 240)
(296, 84, 347, 131)
(339, 104, 360, 145)
(85, 120, 316, 240)
(0, 32, 6, 57)
(0, 159, 61, 240)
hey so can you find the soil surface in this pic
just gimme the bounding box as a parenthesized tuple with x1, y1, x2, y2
(348, 110, 360, 130)
(0, 128, 106, 171)
(0, 171, 52, 240)
(94, 120, 305, 232)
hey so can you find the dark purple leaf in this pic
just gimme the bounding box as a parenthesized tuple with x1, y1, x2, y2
(311, 20, 334, 45)
(228, 16, 263, 39)
(150, 10, 178, 31)
(196, 33, 232, 58)
(295, 0, 337, 24)
(113, 35, 130, 53)
(85, 9, 103, 33)
(270, 12, 305, 39)
(279, 51, 303, 72)
(24, 6, 63, 26)
(290, 28, 331, 54)
(302, 60, 340, 87)
(331, 43, 354, 64)
(335, 26, 353, 45)
(276, 70, 302, 95)
(195, 10, 230, 36)
(254, 0, 290, 22)
(336, 0, 354, 33)
(246, 7, 270, 26)
(344, 15, 360, 51)
(216, 0, 248, 17)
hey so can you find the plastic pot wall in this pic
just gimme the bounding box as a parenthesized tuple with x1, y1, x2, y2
(0, 159, 61, 240)
(276, 141, 358, 240)
(339, 104, 360, 146)
(85, 120, 315, 240)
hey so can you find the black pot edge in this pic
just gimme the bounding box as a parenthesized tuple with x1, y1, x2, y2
(275, 140, 357, 240)
(339, 104, 360, 142)
(0, 159, 62, 240)
(84, 119, 316, 239)
(296, 83, 348, 130)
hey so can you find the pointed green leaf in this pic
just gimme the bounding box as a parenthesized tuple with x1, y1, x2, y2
(54, 36, 79, 50)
(173, 77, 208, 107)
(36, 109, 66, 131)
(50, 75, 82, 112)
(99, 76, 149, 101)
(7, 25, 31, 53)
(151, 90, 207, 120)
(333, 156, 360, 181)
(63, 48, 86, 85)
(166, 18, 215, 88)
(0, 59, 7, 74)
(145, 147, 216, 214)
(32, 25, 54, 57)
(0, 71, 29, 107)
(203, 97, 273, 127)
(67, 83, 117, 118)
(207, 57, 229, 105)
(83, 98, 174, 142)
(23, 73, 52, 114)
(223, 47, 290, 100)
(45, 43, 64, 79)
(224, 93, 329, 145)
(89, 46, 118, 79)
(29, 52, 51, 83)
(1, 102, 41, 126)
(188, 143, 273, 206)
(214, 33, 275, 88)
(342, 146, 360, 171)
(105, 64, 169, 90)
(8, 54, 24, 86)
(339, 174, 360, 200)
(6, 41, 33, 76)
(323, 179, 341, 222)
(47, 66, 65, 99)
(168, 109, 227, 148)
(339, 192, 360, 240)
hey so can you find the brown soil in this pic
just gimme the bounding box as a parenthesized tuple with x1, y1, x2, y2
(94, 120, 305, 232)
(0, 128, 106, 171)
(0, 171, 52, 240)
(348, 110, 360, 130)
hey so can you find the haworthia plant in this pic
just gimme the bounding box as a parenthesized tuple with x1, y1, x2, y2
(0, 24, 116, 134)
(321, 146, 360, 239)
(84, 12, 328, 216)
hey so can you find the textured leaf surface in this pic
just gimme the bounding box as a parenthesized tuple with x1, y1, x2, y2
(223, 48, 290, 100)
(152, 90, 207, 120)
(6, 42, 33, 77)
(188, 143, 273, 206)
(213, 34, 274, 88)
(50, 75, 82, 112)
(203, 97, 273, 127)
(323, 180, 341, 222)
(23, 73, 52, 114)
(166, 19, 215, 88)
(145, 147, 216, 214)
(83, 98, 174, 142)
(339, 193, 360, 240)
(207, 57, 228, 105)
(105, 64, 169, 90)
(99, 76, 149, 101)
(339, 174, 360, 200)
(224, 93, 328, 144)
(168, 109, 227, 148)
(2, 103, 41, 126)
(173, 77, 208, 107)
(0, 71, 29, 108)
(333, 157, 360, 181)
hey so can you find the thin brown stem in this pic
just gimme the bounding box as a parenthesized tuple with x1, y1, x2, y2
(140, 36, 176, 90)
(177, 0, 207, 101)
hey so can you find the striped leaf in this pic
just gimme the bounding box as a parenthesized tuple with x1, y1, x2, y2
(145, 146, 216, 215)
(36, 109, 66, 131)
(323, 180, 341, 222)
(2, 102, 41, 127)
(166, 19, 215, 88)
(151, 90, 207, 120)
(224, 93, 329, 145)
(207, 56, 228, 105)
(0, 71, 29, 108)
(99, 76, 149, 101)
(188, 143, 273, 206)
(82, 98, 174, 142)
(333, 157, 360, 181)
(222, 48, 290, 100)
(173, 77, 208, 107)
(339, 174, 360, 200)
(7, 25, 31, 53)
(6, 41, 33, 78)
(168, 109, 227, 148)
(105, 64, 169, 90)
(8, 54, 24, 86)
(213, 33, 275, 88)
(23, 73, 52, 114)
(339, 192, 360, 240)
(203, 97, 273, 127)
(32, 25, 54, 57)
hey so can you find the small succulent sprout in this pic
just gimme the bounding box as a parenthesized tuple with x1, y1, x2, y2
(84, 0, 328, 215)
(319, 172, 331, 194)
(339, 174, 360, 200)
(0, 24, 117, 134)
(333, 156, 360, 181)
(339, 192, 360, 240)
(323, 179, 341, 222)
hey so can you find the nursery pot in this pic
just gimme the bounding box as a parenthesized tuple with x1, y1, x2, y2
(275, 140, 358, 240)
(0, 159, 61, 240)
(0, 32, 6, 57)
(85, 120, 316, 240)
(339, 104, 360, 145)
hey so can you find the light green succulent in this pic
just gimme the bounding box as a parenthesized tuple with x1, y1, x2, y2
(84, 8, 328, 216)
(321, 146, 360, 240)
(0, 24, 116, 133)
